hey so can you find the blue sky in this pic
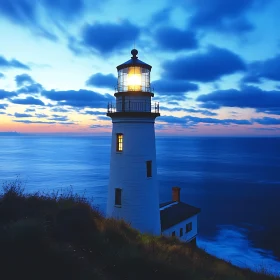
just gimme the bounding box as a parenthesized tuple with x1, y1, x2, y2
(0, 0, 280, 135)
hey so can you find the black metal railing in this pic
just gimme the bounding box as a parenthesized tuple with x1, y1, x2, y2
(107, 101, 160, 114)
(115, 86, 154, 93)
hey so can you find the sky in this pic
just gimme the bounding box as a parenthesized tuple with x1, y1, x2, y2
(0, 0, 280, 136)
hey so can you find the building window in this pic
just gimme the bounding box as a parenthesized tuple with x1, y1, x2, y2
(180, 228, 183, 237)
(116, 133, 123, 152)
(186, 222, 192, 233)
(146, 160, 152, 177)
(172, 231, 175, 237)
(115, 188, 122, 206)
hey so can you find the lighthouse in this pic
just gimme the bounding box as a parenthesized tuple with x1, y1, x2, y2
(106, 49, 161, 235)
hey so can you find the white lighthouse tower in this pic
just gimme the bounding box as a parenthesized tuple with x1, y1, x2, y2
(106, 49, 161, 235)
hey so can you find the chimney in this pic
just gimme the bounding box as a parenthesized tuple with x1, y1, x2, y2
(172, 187, 181, 202)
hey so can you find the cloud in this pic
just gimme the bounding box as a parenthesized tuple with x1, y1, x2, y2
(160, 115, 252, 126)
(15, 74, 34, 87)
(17, 83, 43, 94)
(14, 113, 33, 118)
(81, 21, 140, 55)
(84, 110, 105, 115)
(252, 117, 280, 125)
(51, 107, 71, 113)
(13, 120, 56, 124)
(154, 26, 198, 51)
(242, 54, 280, 83)
(150, 7, 172, 26)
(42, 89, 114, 108)
(256, 109, 280, 116)
(0, 103, 8, 110)
(186, 115, 252, 125)
(186, 0, 269, 34)
(25, 108, 36, 112)
(197, 86, 280, 111)
(86, 73, 117, 89)
(49, 115, 68, 122)
(0, 55, 29, 70)
(0, 89, 18, 99)
(152, 79, 198, 97)
(0, 73, 4, 79)
(163, 46, 245, 82)
(35, 113, 48, 118)
(0, 0, 89, 40)
(160, 106, 217, 116)
(10, 96, 45, 105)
(96, 116, 109, 121)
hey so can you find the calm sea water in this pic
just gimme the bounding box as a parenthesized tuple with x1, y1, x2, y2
(0, 135, 280, 274)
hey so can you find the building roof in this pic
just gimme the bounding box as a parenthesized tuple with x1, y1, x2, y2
(159, 201, 201, 231)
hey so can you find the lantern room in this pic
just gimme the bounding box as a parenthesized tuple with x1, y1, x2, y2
(107, 49, 159, 116)
(116, 49, 152, 93)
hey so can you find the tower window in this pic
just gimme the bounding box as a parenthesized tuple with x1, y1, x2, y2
(186, 222, 192, 233)
(116, 133, 123, 152)
(180, 228, 183, 237)
(146, 160, 152, 177)
(115, 188, 122, 206)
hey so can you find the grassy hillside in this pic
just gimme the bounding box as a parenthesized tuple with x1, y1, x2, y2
(0, 182, 278, 280)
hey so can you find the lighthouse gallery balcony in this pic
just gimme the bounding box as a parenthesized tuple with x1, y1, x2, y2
(107, 100, 160, 118)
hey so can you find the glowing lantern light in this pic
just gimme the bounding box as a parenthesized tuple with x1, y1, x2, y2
(127, 66, 141, 91)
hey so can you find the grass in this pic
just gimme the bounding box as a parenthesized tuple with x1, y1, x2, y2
(0, 182, 279, 280)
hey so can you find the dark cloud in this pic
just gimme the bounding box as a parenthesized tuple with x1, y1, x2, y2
(0, 55, 29, 70)
(35, 113, 48, 118)
(197, 86, 280, 111)
(0, 0, 88, 40)
(14, 113, 33, 118)
(160, 106, 217, 116)
(10, 96, 45, 105)
(186, 115, 252, 125)
(163, 46, 245, 82)
(25, 108, 36, 112)
(96, 116, 109, 121)
(49, 116, 68, 122)
(160, 115, 188, 125)
(152, 79, 199, 97)
(13, 120, 56, 124)
(252, 117, 280, 125)
(154, 26, 198, 51)
(42, 89, 114, 108)
(150, 8, 172, 26)
(0, 89, 18, 99)
(51, 107, 70, 113)
(186, 0, 268, 33)
(242, 54, 280, 83)
(15, 74, 34, 87)
(84, 110, 105, 115)
(17, 83, 43, 94)
(256, 109, 280, 116)
(0, 103, 8, 109)
(86, 73, 117, 89)
(81, 21, 140, 55)
(160, 114, 252, 126)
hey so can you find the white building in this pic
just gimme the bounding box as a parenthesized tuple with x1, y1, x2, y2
(106, 49, 200, 242)
(160, 187, 200, 245)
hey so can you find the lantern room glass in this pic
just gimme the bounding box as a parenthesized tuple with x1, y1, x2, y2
(118, 66, 151, 92)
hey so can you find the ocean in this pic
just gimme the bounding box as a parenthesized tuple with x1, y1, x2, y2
(0, 135, 279, 274)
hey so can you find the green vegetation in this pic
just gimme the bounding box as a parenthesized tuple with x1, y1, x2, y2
(0, 181, 279, 280)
